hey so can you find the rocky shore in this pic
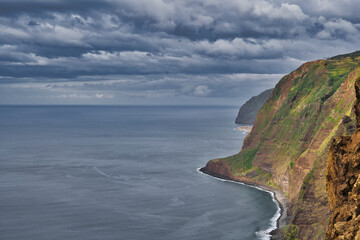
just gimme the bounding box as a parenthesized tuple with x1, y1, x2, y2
(199, 164, 290, 240)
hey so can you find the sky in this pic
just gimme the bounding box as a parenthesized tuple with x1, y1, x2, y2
(0, 0, 359, 106)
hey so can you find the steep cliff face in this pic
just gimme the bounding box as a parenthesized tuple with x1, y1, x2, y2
(202, 51, 360, 239)
(326, 78, 360, 240)
(235, 89, 273, 125)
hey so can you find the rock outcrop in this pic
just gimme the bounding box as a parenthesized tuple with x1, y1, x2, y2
(326, 78, 360, 240)
(202, 51, 360, 239)
(235, 88, 273, 125)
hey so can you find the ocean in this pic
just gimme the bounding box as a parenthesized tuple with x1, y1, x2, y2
(0, 106, 278, 240)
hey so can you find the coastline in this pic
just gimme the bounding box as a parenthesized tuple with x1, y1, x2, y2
(197, 167, 290, 240)
(236, 125, 253, 133)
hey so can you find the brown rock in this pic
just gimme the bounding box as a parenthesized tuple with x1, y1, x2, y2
(326, 78, 360, 239)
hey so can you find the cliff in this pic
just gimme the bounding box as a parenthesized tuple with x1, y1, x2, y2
(202, 51, 360, 239)
(235, 89, 273, 125)
(326, 78, 360, 239)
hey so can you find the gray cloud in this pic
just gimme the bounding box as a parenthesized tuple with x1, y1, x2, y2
(0, 0, 359, 105)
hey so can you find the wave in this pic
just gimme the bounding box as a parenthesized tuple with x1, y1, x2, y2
(233, 128, 248, 134)
(196, 168, 281, 240)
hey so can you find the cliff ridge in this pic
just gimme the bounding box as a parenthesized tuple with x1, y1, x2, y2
(235, 89, 273, 125)
(202, 51, 360, 239)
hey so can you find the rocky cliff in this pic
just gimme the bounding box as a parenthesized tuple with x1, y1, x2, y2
(326, 78, 360, 240)
(235, 89, 273, 125)
(202, 51, 360, 239)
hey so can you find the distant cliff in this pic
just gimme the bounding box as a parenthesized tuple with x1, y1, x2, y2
(326, 78, 360, 239)
(235, 89, 273, 125)
(202, 51, 360, 239)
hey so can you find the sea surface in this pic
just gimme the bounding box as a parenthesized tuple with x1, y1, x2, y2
(0, 106, 277, 240)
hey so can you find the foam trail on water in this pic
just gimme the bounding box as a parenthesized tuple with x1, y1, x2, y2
(93, 165, 130, 181)
(197, 168, 281, 240)
(93, 165, 113, 178)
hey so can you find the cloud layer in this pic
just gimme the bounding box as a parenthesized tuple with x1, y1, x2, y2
(0, 0, 359, 104)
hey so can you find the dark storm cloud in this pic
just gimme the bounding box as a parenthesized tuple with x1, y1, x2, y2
(0, 0, 360, 104)
(0, 1, 112, 15)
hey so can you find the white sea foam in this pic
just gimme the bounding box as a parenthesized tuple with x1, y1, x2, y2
(93, 165, 130, 181)
(93, 165, 112, 178)
(233, 128, 249, 135)
(197, 168, 281, 240)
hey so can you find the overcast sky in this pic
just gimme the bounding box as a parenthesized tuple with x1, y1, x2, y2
(0, 0, 359, 105)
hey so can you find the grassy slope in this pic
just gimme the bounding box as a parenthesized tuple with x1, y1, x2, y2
(212, 52, 360, 239)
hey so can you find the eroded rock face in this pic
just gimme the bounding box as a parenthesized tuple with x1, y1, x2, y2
(200, 160, 234, 180)
(326, 78, 360, 240)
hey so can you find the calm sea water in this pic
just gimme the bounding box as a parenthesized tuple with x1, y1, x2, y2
(0, 106, 277, 240)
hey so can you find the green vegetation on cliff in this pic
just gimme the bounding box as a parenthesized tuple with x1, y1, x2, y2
(235, 88, 273, 125)
(204, 51, 360, 240)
